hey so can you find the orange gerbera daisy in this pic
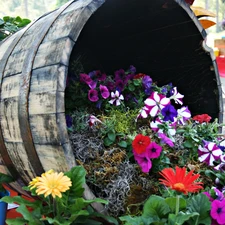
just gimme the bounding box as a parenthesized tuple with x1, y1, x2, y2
(159, 166, 203, 194)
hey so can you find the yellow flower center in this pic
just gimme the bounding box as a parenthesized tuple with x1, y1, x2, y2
(173, 182, 185, 191)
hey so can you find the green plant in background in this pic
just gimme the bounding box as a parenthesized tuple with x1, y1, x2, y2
(0, 16, 31, 41)
(2, 166, 118, 225)
(0, 172, 14, 193)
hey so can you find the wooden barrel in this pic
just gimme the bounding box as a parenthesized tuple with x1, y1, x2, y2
(0, 0, 223, 201)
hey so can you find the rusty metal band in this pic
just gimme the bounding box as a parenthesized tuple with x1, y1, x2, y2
(0, 20, 38, 186)
(18, 0, 75, 176)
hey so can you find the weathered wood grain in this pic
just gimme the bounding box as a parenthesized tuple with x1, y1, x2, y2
(30, 65, 67, 92)
(33, 37, 75, 69)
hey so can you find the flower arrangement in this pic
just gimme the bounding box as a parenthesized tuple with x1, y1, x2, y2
(65, 65, 225, 223)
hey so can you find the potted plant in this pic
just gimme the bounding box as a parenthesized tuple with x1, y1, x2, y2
(0, 173, 14, 225)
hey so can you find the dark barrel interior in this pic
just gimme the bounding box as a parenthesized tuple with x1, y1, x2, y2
(69, 0, 223, 121)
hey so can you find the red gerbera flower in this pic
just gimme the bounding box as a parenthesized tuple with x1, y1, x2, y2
(159, 166, 203, 194)
(192, 114, 211, 123)
(133, 73, 146, 79)
(132, 134, 151, 154)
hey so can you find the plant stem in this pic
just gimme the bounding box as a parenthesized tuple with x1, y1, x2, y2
(175, 195, 180, 215)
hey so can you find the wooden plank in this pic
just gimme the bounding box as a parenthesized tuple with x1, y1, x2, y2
(30, 65, 67, 92)
(62, 142, 76, 169)
(33, 37, 75, 69)
(1, 74, 21, 99)
(29, 91, 64, 115)
(4, 142, 37, 181)
(35, 144, 69, 172)
(0, 97, 22, 142)
(29, 114, 60, 145)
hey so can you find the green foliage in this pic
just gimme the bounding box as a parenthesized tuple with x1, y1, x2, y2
(119, 193, 211, 225)
(0, 172, 14, 192)
(0, 16, 31, 41)
(2, 166, 117, 225)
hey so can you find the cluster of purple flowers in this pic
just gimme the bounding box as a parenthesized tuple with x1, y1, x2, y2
(137, 87, 191, 149)
(204, 188, 225, 225)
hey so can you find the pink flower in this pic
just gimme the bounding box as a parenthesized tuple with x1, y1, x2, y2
(146, 142, 162, 159)
(211, 199, 225, 225)
(198, 142, 223, 166)
(133, 150, 152, 173)
(100, 85, 110, 99)
(88, 89, 99, 102)
(144, 92, 170, 117)
(88, 115, 102, 127)
(158, 133, 174, 147)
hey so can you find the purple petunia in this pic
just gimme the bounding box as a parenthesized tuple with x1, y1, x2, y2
(161, 104, 178, 122)
(211, 199, 225, 225)
(115, 69, 125, 81)
(100, 85, 110, 99)
(95, 70, 106, 81)
(88, 89, 99, 102)
(198, 141, 223, 166)
(158, 132, 174, 147)
(80, 73, 92, 84)
(115, 79, 125, 92)
(133, 150, 152, 173)
(129, 65, 136, 74)
(146, 142, 162, 159)
(214, 155, 225, 171)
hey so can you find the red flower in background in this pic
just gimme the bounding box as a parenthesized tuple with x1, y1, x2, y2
(159, 166, 203, 194)
(185, 0, 194, 5)
(192, 114, 211, 123)
(132, 134, 151, 154)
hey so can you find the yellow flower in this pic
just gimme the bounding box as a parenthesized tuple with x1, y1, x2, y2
(28, 169, 55, 190)
(28, 177, 40, 190)
(35, 172, 72, 198)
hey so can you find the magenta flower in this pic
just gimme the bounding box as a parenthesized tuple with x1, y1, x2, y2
(144, 92, 170, 117)
(158, 133, 174, 147)
(146, 142, 162, 159)
(133, 150, 152, 173)
(80, 73, 92, 84)
(88, 89, 99, 102)
(106, 81, 115, 91)
(211, 199, 225, 225)
(115, 79, 125, 91)
(169, 87, 184, 105)
(161, 104, 178, 122)
(137, 106, 151, 119)
(95, 70, 106, 81)
(198, 142, 223, 166)
(115, 69, 125, 81)
(108, 90, 124, 106)
(177, 106, 191, 125)
(203, 192, 214, 202)
(100, 85, 110, 99)
(88, 80, 97, 89)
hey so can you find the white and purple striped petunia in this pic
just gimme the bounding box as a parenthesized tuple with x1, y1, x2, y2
(198, 141, 223, 166)
(144, 92, 170, 117)
(177, 106, 191, 125)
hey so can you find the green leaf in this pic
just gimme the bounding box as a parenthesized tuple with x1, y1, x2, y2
(165, 197, 186, 213)
(168, 212, 199, 225)
(6, 218, 28, 225)
(103, 137, 114, 146)
(44, 217, 70, 225)
(186, 193, 211, 225)
(133, 79, 141, 86)
(64, 166, 86, 198)
(108, 131, 116, 142)
(119, 215, 153, 225)
(128, 84, 135, 91)
(91, 212, 118, 225)
(0, 19, 4, 25)
(183, 140, 193, 148)
(143, 195, 170, 219)
(118, 140, 127, 148)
